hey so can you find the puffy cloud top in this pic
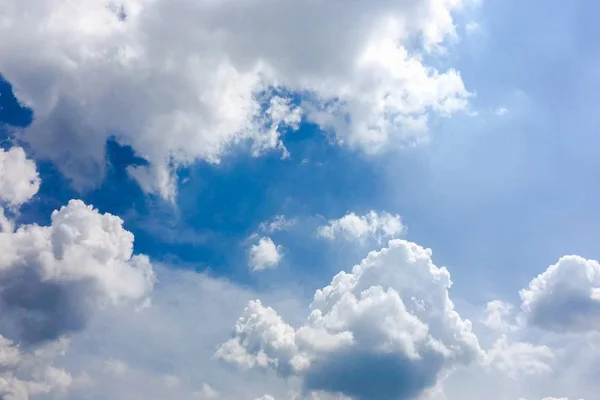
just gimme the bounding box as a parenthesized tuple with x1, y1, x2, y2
(0, 0, 471, 198)
(218, 239, 481, 400)
(520, 255, 600, 333)
(0, 199, 155, 344)
(0, 147, 40, 208)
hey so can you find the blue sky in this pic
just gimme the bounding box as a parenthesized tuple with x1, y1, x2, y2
(0, 1, 599, 399)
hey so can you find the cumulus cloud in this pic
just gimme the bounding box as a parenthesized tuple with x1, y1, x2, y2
(0, 0, 472, 198)
(317, 211, 405, 243)
(249, 237, 284, 272)
(520, 255, 600, 333)
(218, 239, 481, 400)
(0, 146, 154, 345)
(0, 146, 40, 208)
(0, 145, 157, 399)
(0, 199, 155, 344)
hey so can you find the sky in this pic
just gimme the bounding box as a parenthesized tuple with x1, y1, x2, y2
(0, 0, 599, 399)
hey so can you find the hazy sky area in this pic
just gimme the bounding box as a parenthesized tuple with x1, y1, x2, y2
(0, 1, 599, 399)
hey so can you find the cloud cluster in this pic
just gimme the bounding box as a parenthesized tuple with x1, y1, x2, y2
(0, 146, 155, 399)
(218, 239, 481, 400)
(317, 211, 405, 243)
(217, 239, 600, 399)
(0, 0, 472, 199)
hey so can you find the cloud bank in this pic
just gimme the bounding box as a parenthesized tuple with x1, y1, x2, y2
(0, 0, 472, 199)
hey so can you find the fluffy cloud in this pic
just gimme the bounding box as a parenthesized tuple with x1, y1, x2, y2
(218, 239, 481, 400)
(317, 211, 405, 243)
(249, 237, 284, 272)
(520, 255, 600, 333)
(0, 145, 154, 399)
(0, 147, 40, 208)
(0, 199, 155, 344)
(0, 0, 472, 198)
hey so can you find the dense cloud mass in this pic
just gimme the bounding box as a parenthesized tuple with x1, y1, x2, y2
(0, 145, 591, 399)
(520, 255, 600, 333)
(0, 199, 155, 344)
(218, 239, 482, 400)
(0, 1, 598, 397)
(0, 0, 471, 199)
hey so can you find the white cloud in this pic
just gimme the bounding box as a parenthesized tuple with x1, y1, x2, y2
(317, 211, 405, 243)
(218, 239, 481, 400)
(259, 215, 297, 235)
(483, 300, 517, 333)
(0, 199, 155, 344)
(0, 145, 156, 400)
(127, 163, 178, 203)
(484, 335, 554, 379)
(520, 255, 600, 333)
(0, 0, 472, 198)
(249, 237, 284, 272)
(0, 146, 154, 346)
(0, 146, 40, 208)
